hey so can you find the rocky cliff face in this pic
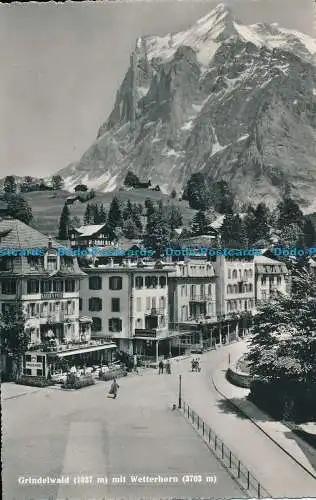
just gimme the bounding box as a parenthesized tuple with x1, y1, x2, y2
(56, 3, 316, 208)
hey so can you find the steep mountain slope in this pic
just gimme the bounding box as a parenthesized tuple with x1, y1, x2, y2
(56, 3, 316, 208)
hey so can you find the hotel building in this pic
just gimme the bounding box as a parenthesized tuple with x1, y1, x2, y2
(254, 255, 288, 303)
(80, 260, 175, 360)
(0, 218, 116, 380)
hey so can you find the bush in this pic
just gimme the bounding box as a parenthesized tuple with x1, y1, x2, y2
(18, 375, 55, 387)
(99, 368, 127, 381)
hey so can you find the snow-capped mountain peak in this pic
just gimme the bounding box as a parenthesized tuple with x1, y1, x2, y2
(56, 3, 316, 208)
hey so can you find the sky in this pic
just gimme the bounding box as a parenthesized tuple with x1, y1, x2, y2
(0, 0, 313, 179)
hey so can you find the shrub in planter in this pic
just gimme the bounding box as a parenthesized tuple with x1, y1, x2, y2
(99, 368, 127, 381)
(73, 376, 95, 389)
(18, 375, 55, 387)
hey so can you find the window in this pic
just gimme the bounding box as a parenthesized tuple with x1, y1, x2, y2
(66, 300, 74, 315)
(249, 284, 253, 292)
(27, 256, 41, 269)
(152, 297, 156, 309)
(27, 280, 39, 294)
(136, 297, 141, 312)
(1, 279, 17, 294)
(65, 279, 75, 292)
(232, 270, 237, 279)
(28, 303, 36, 317)
(53, 280, 63, 292)
(277, 276, 281, 285)
(108, 318, 122, 332)
(159, 276, 166, 288)
(227, 285, 231, 294)
(145, 276, 158, 288)
(41, 280, 51, 293)
(181, 285, 185, 297)
(261, 277, 266, 285)
(159, 297, 165, 309)
(262, 291, 267, 300)
(208, 284, 212, 297)
(79, 298, 82, 311)
(227, 301, 231, 312)
(112, 298, 120, 312)
(146, 297, 150, 310)
(248, 269, 253, 278)
(109, 276, 122, 290)
(135, 276, 143, 289)
(89, 276, 102, 290)
(92, 317, 102, 332)
(244, 270, 248, 279)
(46, 256, 57, 272)
(244, 301, 248, 310)
(233, 285, 238, 294)
(228, 269, 231, 279)
(0, 257, 13, 271)
(25, 369, 32, 376)
(89, 297, 102, 312)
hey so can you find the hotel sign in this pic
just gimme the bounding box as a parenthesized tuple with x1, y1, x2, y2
(41, 292, 63, 300)
(25, 361, 43, 369)
(134, 329, 156, 338)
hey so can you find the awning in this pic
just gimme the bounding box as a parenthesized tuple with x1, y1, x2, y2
(79, 316, 93, 323)
(56, 343, 117, 357)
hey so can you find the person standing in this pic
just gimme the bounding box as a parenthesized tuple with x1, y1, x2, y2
(158, 360, 164, 374)
(108, 377, 119, 399)
(166, 360, 171, 374)
(133, 354, 138, 373)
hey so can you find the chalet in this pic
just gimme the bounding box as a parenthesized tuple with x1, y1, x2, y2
(70, 224, 113, 249)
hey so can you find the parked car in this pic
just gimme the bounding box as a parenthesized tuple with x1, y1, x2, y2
(191, 347, 203, 354)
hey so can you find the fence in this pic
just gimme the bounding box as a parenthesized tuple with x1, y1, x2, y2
(180, 400, 271, 498)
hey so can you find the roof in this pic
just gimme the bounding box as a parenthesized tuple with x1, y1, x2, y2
(210, 215, 225, 230)
(254, 255, 280, 265)
(0, 218, 63, 249)
(74, 224, 108, 237)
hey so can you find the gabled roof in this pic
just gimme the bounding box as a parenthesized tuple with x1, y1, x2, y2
(0, 219, 63, 249)
(74, 224, 108, 237)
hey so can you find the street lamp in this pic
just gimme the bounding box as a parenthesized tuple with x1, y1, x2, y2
(178, 374, 182, 409)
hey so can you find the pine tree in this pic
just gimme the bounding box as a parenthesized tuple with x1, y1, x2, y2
(123, 200, 134, 220)
(183, 173, 211, 210)
(167, 204, 183, 230)
(98, 204, 107, 224)
(84, 204, 93, 225)
(212, 180, 234, 214)
(303, 217, 316, 247)
(123, 218, 138, 239)
(145, 198, 156, 218)
(143, 205, 171, 257)
(254, 203, 270, 242)
(58, 203, 71, 240)
(0, 302, 30, 380)
(191, 211, 210, 236)
(107, 196, 123, 233)
(277, 197, 304, 229)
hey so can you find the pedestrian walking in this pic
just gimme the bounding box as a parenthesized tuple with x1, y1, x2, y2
(158, 360, 164, 374)
(133, 354, 138, 373)
(166, 360, 171, 374)
(108, 377, 119, 399)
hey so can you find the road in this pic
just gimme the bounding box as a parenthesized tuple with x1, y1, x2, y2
(3, 368, 245, 500)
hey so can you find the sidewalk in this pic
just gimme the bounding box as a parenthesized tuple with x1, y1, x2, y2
(1, 382, 42, 400)
(212, 345, 316, 480)
(168, 344, 316, 497)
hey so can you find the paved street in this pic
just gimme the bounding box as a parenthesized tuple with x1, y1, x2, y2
(167, 342, 316, 497)
(3, 370, 245, 500)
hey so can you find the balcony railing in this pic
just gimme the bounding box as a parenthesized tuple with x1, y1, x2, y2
(145, 307, 165, 316)
(189, 294, 210, 302)
(41, 292, 63, 300)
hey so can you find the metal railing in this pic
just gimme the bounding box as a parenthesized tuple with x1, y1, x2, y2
(179, 400, 270, 498)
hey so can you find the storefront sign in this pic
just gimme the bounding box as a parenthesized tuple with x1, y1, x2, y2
(134, 329, 156, 338)
(25, 361, 43, 369)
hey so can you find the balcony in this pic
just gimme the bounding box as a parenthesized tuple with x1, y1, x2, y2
(189, 294, 209, 302)
(145, 307, 165, 316)
(41, 292, 63, 300)
(29, 339, 113, 353)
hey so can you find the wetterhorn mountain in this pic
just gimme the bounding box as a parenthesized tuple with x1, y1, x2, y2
(57, 3, 316, 208)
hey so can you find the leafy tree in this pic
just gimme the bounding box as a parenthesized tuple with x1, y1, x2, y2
(74, 184, 88, 192)
(51, 175, 64, 191)
(124, 171, 140, 187)
(58, 203, 71, 240)
(4, 176, 17, 194)
(191, 211, 210, 236)
(212, 180, 234, 214)
(0, 302, 30, 380)
(183, 173, 211, 211)
(6, 194, 33, 225)
(247, 269, 316, 420)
